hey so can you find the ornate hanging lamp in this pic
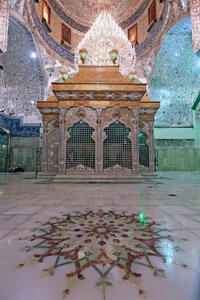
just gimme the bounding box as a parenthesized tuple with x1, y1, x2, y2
(75, 11, 136, 76)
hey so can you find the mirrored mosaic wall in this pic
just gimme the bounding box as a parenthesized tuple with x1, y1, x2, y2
(0, 16, 45, 116)
(0, 0, 9, 53)
(10, 0, 17, 9)
(151, 17, 200, 127)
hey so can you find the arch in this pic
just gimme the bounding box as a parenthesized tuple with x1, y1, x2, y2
(66, 121, 95, 171)
(103, 121, 132, 170)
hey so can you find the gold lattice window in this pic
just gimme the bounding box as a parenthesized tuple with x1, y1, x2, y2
(42, 0, 51, 25)
(148, 0, 156, 25)
(66, 122, 95, 170)
(61, 24, 71, 45)
(128, 23, 138, 45)
(103, 121, 132, 169)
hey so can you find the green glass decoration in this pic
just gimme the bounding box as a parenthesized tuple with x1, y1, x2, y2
(61, 72, 69, 81)
(79, 48, 88, 64)
(109, 49, 118, 64)
(128, 72, 135, 80)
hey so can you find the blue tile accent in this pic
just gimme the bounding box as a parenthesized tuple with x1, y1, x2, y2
(0, 113, 40, 137)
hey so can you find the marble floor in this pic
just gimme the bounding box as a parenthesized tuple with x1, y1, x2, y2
(0, 172, 200, 300)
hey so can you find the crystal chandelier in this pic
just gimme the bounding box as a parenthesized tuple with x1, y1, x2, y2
(75, 11, 136, 76)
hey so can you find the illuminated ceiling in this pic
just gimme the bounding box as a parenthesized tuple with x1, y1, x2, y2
(56, 0, 146, 27)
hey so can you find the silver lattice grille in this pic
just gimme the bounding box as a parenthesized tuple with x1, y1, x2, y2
(139, 132, 149, 167)
(103, 121, 132, 169)
(66, 122, 95, 169)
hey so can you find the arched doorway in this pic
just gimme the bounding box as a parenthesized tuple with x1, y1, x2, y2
(103, 121, 132, 170)
(139, 131, 149, 168)
(66, 121, 95, 170)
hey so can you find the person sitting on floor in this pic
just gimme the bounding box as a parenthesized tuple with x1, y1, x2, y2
(8, 164, 24, 172)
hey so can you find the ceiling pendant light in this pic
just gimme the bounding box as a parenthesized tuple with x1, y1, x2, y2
(75, 11, 136, 76)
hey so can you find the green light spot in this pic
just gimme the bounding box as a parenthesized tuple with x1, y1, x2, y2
(139, 212, 146, 224)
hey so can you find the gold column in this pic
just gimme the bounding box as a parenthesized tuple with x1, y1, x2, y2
(58, 108, 66, 174)
(96, 108, 103, 174)
(132, 108, 139, 174)
(148, 121, 155, 173)
(42, 120, 48, 172)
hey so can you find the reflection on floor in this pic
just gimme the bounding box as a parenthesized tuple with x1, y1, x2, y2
(0, 172, 200, 300)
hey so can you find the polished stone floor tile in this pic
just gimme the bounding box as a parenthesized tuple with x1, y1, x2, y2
(16, 213, 57, 229)
(101, 205, 185, 229)
(192, 229, 200, 237)
(0, 229, 104, 300)
(5, 229, 21, 237)
(0, 214, 13, 224)
(186, 205, 200, 211)
(0, 197, 20, 204)
(9, 199, 40, 206)
(160, 199, 190, 205)
(0, 215, 31, 229)
(3, 205, 44, 215)
(0, 229, 12, 239)
(188, 215, 200, 222)
(0, 204, 17, 213)
(35, 199, 64, 205)
(0, 172, 200, 300)
(137, 199, 167, 205)
(186, 199, 200, 205)
(171, 214, 200, 230)
(158, 205, 197, 215)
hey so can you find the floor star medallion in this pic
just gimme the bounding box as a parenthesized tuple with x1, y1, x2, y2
(18, 209, 188, 299)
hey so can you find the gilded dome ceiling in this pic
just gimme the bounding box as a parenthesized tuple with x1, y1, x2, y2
(56, 0, 146, 27)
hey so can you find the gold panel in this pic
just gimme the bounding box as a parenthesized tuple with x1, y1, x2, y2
(140, 115, 155, 121)
(53, 83, 146, 92)
(140, 102, 160, 109)
(57, 100, 141, 107)
(42, 115, 59, 120)
(37, 66, 160, 117)
(37, 101, 58, 108)
(53, 66, 142, 85)
(141, 95, 150, 102)
(46, 95, 57, 101)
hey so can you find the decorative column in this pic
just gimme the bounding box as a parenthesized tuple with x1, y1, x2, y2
(190, 0, 200, 53)
(0, 0, 10, 53)
(42, 120, 48, 172)
(54, 142, 59, 169)
(96, 108, 103, 174)
(148, 121, 155, 173)
(58, 108, 66, 174)
(131, 108, 140, 174)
